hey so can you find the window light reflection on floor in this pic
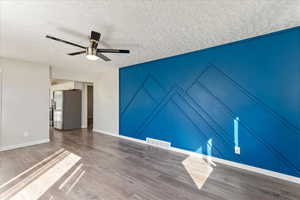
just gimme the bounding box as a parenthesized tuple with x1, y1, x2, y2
(182, 155, 213, 190)
(182, 142, 215, 190)
(0, 149, 82, 200)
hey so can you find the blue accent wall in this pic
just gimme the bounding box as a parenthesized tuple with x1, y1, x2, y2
(119, 27, 300, 178)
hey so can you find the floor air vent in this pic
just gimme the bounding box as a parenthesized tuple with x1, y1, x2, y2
(146, 138, 171, 149)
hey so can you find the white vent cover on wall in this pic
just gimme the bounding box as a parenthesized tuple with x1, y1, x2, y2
(146, 137, 171, 149)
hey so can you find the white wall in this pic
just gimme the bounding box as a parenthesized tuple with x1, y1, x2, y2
(93, 68, 119, 135)
(0, 58, 49, 149)
(51, 67, 97, 83)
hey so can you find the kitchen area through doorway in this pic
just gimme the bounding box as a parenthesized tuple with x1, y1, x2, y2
(49, 79, 94, 131)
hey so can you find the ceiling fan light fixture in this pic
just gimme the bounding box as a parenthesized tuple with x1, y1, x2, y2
(86, 54, 99, 61)
(86, 47, 99, 60)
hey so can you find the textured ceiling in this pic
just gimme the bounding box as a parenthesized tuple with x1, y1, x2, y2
(1, 0, 300, 72)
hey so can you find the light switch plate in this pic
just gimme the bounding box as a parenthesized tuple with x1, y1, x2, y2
(235, 146, 240, 155)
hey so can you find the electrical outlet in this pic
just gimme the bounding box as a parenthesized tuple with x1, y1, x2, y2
(235, 146, 240, 155)
(24, 131, 29, 137)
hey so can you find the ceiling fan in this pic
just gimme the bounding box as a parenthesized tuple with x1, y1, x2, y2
(46, 31, 130, 61)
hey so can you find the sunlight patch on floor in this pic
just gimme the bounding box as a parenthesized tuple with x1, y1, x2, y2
(66, 170, 86, 194)
(182, 156, 213, 190)
(59, 163, 83, 190)
(0, 148, 65, 191)
(0, 149, 81, 200)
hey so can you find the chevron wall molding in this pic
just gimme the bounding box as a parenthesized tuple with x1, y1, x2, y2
(119, 27, 300, 178)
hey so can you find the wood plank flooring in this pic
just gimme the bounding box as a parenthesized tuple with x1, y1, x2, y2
(0, 128, 299, 200)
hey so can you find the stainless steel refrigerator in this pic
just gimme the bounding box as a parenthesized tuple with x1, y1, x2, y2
(53, 90, 82, 130)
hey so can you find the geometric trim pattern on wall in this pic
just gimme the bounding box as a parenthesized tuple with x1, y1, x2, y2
(120, 64, 300, 177)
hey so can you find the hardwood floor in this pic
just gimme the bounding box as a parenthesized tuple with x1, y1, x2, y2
(0, 128, 299, 200)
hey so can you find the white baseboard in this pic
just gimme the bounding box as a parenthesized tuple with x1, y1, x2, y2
(93, 129, 118, 136)
(0, 139, 50, 152)
(93, 129, 300, 184)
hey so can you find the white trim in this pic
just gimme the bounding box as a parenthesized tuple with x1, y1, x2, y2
(93, 129, 300, 184)
(0, 139, 50, 152)
(93, 129, 119, 136)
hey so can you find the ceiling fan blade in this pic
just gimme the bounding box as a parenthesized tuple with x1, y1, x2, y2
(97, 49, 130, 54)
(68, 51, 86, 56)
(46, 35, 86, 49)
(96, 52, 111, 62)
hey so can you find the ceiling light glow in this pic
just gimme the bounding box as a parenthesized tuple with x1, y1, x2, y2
(86, 47, 99, 61)
(86, 54, 99, 60)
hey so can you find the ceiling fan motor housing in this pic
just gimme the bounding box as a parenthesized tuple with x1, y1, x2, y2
(90, 39, 99, 49)
(86, 46, 97, 56)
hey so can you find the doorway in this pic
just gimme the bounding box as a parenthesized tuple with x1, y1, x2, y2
(49, 79, 94, 130)
(87, 85, 93, 129)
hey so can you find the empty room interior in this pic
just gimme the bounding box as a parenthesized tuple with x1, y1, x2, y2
(0, 1, 300, 200)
